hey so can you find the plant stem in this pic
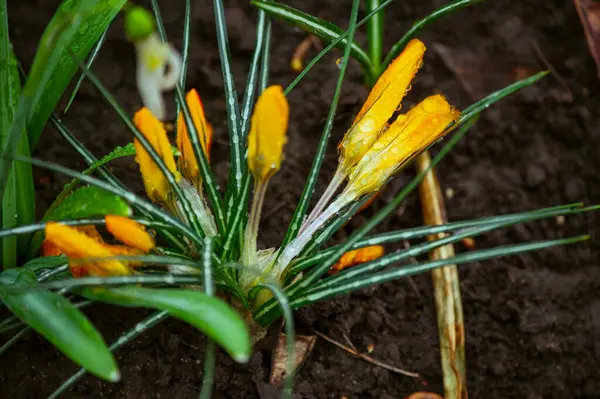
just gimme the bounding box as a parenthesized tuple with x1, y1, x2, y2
(299, 167, 346, 235)
(242, 180, 268, 265)
(366, 0, 384, 81)
(415, 151, 466, 399)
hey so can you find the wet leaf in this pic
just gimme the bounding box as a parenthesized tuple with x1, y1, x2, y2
(45, 185, 131, 222)
(0, 268, 118, 381)
(81, 285, 252, 362)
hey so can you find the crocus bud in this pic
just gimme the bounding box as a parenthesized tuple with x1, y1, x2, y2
(330, 245, 384, 275)
(45, 223, 132, 277)
(247, 85, 290, 181)
(133, 108, 181, 204)
(344, 95, 459, 200)
(338, 39, 426, 172)
(105, 215, 155, 252)
(176, 89, 213, 190)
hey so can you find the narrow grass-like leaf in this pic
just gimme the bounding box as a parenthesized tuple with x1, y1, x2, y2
(296, 235, 589, 306)
(279, 0, 361, 252)
(64, 26, 109, 113)
(0, 1, 34, 262)
(49, 114, 126, 190)
(287, 203, 587, 276)
(0, 268, 118, 381)
(383, 0, 487, 68)
(13, 155, 203, 248)
(178, 0, 191, 99)
(284, 0, 394, 95)
(252, 0, 371, 70)
(366, 0, 385, 79)
(48, 310, 169, 399)
(0, 326, 30, 356)
(221, 174, 251, 259)
(211, 0, 244, 199)
(307, 210, 583, 293)
(259, 18, 272, 91)
(199, 236, 216, 398)
(49, 143, 135, 211)
(240, 10, 268, 139)
(459, 71, 549, 123)
(82, 285, 251, 362)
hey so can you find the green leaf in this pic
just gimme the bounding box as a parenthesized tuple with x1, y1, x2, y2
(81, 286, 251, 362)
(0, 268, 118, 381)
(25, 0, 127, 147)
(252, 0, 371, 70)
(22, 255, 67, 272)
(50, 143, 136, 214)
(45, 185, 131, 222)
(0, 0, 125, 216)
(0, 0, 35, 263)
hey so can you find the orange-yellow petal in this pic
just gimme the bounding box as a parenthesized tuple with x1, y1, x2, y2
(45, 223, 132, 277)
(176, 89, 213, 188)
(105, 215, 155, 252)
(345, 94, 459, 199)
(133, 107, 180, 203)
(247, 85, 289, 181)
(329, 245, 384, 275)
(338, 39, 426, 171)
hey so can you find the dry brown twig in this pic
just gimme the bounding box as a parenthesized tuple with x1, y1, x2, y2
(312, 329, 421, 379)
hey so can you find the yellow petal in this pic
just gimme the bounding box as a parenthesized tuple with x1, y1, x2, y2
(133, 107, 181, 203)
(45, 223, 132, 277)
(346, 94, 459, 199)
(247, 85, 290, 181)
(176, 89, 213, 189)
(338, 39, 426, 171)
(329, 245, 384, 275)
(105, 215, 155, 252)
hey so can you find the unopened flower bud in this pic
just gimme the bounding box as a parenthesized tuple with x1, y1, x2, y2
(247, 85, 289, 181)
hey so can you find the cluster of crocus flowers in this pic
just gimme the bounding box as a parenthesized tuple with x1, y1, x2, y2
(42, 216, 155, 277)
(274, 38, 460, 275)
(133, 90, 217, 237)
(124, 5, 182, 121)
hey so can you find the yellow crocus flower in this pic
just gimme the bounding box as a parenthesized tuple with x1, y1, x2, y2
(176, 89, 213, 189)
(344, 94, 459, 200)
(247, 85, 290, 181)
(105, 215, 155, 252)
(133, 107, 181, 204)
(338, 39, 426, 172)
(45, 223, 132, 277)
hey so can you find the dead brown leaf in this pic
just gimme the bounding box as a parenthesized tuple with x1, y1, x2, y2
(573, 0, 600, 77)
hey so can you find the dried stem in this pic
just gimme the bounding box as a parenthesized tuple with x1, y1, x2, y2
(415, 151, 466, 399)
(312, 329, 421, 378)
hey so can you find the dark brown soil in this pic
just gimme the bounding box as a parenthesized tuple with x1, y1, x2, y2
(2, 0, 600, 398)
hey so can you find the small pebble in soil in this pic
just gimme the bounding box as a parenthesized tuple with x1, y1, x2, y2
(525, 164, 546, 188)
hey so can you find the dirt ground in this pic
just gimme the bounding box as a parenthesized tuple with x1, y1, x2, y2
(1, 0, 600, 398)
